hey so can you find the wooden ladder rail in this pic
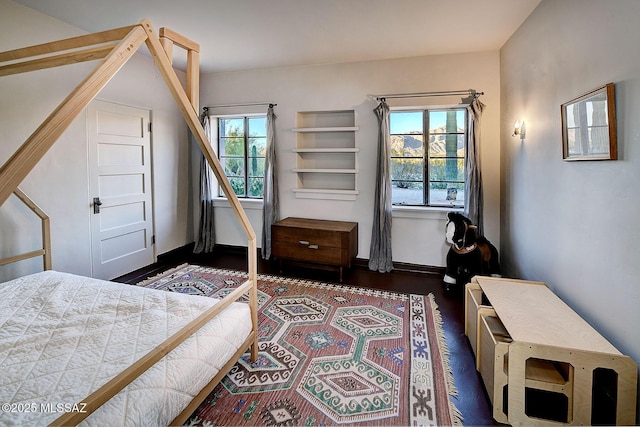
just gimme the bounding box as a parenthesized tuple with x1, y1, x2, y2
(0, 188, 51, 270)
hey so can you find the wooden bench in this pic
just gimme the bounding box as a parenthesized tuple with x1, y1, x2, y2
(465, 276, 637, 425)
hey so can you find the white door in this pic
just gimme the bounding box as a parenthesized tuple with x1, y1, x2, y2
(88, 100, 154, 280)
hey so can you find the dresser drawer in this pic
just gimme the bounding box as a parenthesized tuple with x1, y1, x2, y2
(272, 226, 342, 248)
(272, 241, 343, 265)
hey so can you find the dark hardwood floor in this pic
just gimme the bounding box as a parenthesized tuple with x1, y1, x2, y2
(115, 245, 496, 426)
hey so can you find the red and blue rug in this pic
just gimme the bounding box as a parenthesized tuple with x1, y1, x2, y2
(137, 264, 461, 426)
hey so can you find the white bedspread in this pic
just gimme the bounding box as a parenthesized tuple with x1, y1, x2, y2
(0, 271, 252, 427)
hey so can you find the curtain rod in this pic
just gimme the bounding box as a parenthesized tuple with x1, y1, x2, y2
(372, 89, 483, 101)
(203, 102, 276, 110)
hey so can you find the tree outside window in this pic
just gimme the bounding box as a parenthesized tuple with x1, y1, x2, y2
(218, 116, 266, 198)
(390, 109, 466, 208)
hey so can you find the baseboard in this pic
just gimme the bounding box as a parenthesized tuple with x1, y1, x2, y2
(157, 242, 249, 264)
(159, 243, 444, 276)
(156, 243, 196, 264)
(353, 258, 445, 276)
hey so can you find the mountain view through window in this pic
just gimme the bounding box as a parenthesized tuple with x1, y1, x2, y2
(390, 109, 466, 207)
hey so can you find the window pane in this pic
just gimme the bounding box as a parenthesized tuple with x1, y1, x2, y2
(429, 182, 464, 207)
(429, 158, 465, 181)
(392, 182, 423, 205)
(248, 157, 265, 177)
(391, 157, 423, 182)
(216, 115, 267, 199)
(429, 110, 465, 134)
(249, 137, 266, 157)
(390, 111, 422, 134)
(220, 118, 244, 137)
(227, 178, 245, 197)
(248, 117, 266, 137)
(221, 157, 244, 177)
(248, 177, 264, 198)
(391, 134, 424, 156)
(429, 133, 464, 158)
(220, 137, 244, 156)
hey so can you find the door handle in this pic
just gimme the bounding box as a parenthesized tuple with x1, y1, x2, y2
(93, 197, 103, 214)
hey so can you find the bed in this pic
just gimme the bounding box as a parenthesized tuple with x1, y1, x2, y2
(0, 19, 259, 426)
(0, 270, 253, 426)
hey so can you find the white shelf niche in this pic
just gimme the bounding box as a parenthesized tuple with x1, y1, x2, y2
(292, 110, 359, 200)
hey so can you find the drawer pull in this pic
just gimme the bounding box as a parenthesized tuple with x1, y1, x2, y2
(308, 244, 319, 249)
(299, 240, 309, 245)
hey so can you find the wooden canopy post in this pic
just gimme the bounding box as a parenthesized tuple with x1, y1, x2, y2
(140, 20, 258, 255)
(143, 21, 259, 361)
(159, 27, 200, 111)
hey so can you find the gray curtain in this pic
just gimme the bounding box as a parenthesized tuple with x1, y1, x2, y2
(369, 100, 394, 272)
(261, 104, 279, 260)
(465, 97, 485, 234)
(193, 112, 216, 254)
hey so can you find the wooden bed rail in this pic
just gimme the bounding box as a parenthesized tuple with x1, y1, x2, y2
(0, 188, 51, 270)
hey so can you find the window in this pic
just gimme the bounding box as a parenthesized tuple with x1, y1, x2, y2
(218, 116, 266, 198)
(389, 108, 466, 208)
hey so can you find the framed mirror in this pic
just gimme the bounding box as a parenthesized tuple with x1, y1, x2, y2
(561, 83, 617, 160)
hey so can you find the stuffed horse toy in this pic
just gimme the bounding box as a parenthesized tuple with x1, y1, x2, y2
(443, 212, 501, 291)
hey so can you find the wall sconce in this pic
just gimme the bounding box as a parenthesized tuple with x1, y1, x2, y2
(512, 120, 526, 141)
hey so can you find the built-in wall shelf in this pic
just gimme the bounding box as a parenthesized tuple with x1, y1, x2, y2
(291, 126, 359, 133)
(292, 148, 359, 153)
(292, 168, 359, 174)
(292, 110, 359, 200)
(292, 188, 360, 201)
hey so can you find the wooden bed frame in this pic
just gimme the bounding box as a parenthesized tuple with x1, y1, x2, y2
(0, 19, 259, 426)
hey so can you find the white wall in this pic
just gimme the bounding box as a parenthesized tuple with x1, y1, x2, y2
(201, 52, 501, 267)
(0, 0, 191, 281)
(501, 0, 640, 370)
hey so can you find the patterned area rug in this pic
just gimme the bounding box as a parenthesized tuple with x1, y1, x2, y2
(137, 264, 461, 426)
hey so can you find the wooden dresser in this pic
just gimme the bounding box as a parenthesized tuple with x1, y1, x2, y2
(271, 217, 358, 281)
